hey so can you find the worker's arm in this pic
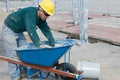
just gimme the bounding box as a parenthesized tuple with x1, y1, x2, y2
(38, 20, 55, 46)
(24, 13, 41, 47)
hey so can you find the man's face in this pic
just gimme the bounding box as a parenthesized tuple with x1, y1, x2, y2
(38, 8, 50, 21)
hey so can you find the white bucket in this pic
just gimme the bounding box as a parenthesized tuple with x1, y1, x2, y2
(77, 61, 100, 79)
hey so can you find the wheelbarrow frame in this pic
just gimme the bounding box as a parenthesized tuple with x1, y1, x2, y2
(0, 56, 82, 80)
(0, 39, 82, 80)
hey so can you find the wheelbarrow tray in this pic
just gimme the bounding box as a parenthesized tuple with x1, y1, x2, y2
(16, 39, 77, 66)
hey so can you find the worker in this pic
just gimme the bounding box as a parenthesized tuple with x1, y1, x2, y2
(2, 0, 55, 80)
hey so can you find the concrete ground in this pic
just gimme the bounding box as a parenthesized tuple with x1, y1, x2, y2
(0, 9, 120, 80)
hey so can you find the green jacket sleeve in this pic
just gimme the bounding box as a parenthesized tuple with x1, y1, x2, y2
(38, 20, 55, 46)
(24, 13, 41, 47)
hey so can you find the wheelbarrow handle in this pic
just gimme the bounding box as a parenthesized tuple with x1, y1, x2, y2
(0, 56, 82, 80)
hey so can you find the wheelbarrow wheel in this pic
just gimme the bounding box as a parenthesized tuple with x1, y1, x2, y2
(55, 63, 77, 80)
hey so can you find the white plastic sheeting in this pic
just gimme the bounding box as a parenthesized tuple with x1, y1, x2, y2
(79, 0, 89, 44)
(77, 61, 100, 79)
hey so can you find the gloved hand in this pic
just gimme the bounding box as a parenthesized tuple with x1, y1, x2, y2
(54, 44, 61, 47)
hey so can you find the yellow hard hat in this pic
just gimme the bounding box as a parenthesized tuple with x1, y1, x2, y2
(39, 0, 55, 16)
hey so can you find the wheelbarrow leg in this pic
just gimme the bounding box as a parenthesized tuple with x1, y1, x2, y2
(76, 75, 82, 80)
(26, 67, 31, 80)
(38, 70, 50, 79)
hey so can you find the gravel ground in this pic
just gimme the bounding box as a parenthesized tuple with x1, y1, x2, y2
(0, 9, 120, 80)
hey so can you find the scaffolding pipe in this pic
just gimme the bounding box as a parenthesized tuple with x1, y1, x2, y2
(72, 0, 79, 25)
(32, 0, 40, 7)
(32, 0, 36, 6)
(54, 0, 58, 14)
(37, 0, 40, 5)
(5, 0, 10, 12)
(79, 0, 89, 44)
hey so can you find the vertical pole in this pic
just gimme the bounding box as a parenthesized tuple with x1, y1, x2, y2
(32, 0, 36, 6)
(6, 0, 10, 12)
(37, 0, 40, 5)
(32, 0, 39, 7)
(97, 0, 99, 13)
(107, 0, 110, 16)
(54, 0, 58, 14)
(79, 0, 89, 44)
(72, 0, 79, 25)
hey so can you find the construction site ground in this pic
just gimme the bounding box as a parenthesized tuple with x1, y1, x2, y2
(0, 9, 120, 80)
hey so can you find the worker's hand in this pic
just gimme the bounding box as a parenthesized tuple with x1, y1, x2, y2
(40, 45, 51, 48)
(54, 44, 61, 47)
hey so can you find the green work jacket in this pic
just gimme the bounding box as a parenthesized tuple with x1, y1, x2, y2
(4, 7, 55, 46)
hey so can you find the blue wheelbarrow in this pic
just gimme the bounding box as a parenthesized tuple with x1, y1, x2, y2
(0, 39, 82, 80)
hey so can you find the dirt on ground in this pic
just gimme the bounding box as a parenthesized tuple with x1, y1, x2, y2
(0, 9, 120, 80)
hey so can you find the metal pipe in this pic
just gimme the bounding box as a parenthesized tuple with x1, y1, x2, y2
(5, 0, 10, 12)
(54, 0, 58, 14)
(79, 0, 89, 44)
(72, 0, 79, 25)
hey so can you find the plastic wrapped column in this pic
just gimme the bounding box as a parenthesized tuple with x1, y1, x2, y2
(79, 0, 89, 44)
